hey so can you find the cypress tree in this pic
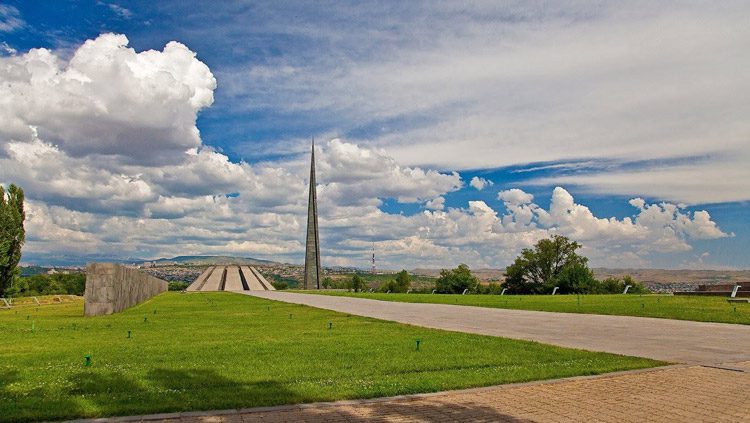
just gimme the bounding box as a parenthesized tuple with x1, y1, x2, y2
(0, 184, 25, 297)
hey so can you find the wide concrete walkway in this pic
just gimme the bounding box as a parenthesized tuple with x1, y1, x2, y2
(244, 291, 750, 364)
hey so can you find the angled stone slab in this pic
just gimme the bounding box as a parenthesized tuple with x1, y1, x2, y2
(201, 266, 225, 291)
(224, 266, 244, 291)
(251, 267, 275, 290)
(187, 266, 214, 291)
(241, 266, 265, 290)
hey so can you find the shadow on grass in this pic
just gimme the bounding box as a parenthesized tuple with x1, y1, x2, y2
(0, 370, 84, 423)
(51, 367, 304, 420)
(0, 369, 19, 394)
(146, 368, 308, 409)
(37, 368, 530, 422)
(69, 368, 529, 422)
(0, 364, 539, 422)
(68, 370, 141, 395)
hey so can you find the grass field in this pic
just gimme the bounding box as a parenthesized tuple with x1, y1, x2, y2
(0, 293, 661, 421)
(303, 292, 750, 325)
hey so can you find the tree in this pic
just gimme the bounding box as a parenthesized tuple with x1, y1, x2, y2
(350, 274, 365, 292)
(380, 279, 397, 293)
(271, 280, 288, 290)
(168, 281, 190, 291)
(322, 277, 333, 289)
(556, 262, 598, 294)
(0, 184, 25, 298)
(504, 235, 589, 294)
(394, 270, 411, 292)
(600, 275, 648, 294)
(435, 264, 478, 294)
(379, 271, 411, 293)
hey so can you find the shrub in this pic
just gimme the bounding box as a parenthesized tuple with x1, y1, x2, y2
(556, 262, 598, 294)
(349, 274, 365, 292)
(435, 264, 478, 294)
(599, 275, 648, 294)
(477, 282, 503, 294)
(394, 270, 411, 292)
(271, 280, 288, 290)
(322, 277, 333, 289)
(380, 279, 397, 293)
(168, 281, 189, 291)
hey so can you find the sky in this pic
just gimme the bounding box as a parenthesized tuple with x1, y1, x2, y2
(0, 1, 748, 269)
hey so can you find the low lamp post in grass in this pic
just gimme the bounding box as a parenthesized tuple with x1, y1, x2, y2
(623, 285, 632, 294)
(551, 287, 559, 295)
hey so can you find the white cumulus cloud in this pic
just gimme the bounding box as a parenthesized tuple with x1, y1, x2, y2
(470, 176, 493, 190)
(0, 33, 732, 270)
(0, 33, 216, 163)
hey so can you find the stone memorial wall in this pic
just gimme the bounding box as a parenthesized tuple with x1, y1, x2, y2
(84, 263, 168, 316)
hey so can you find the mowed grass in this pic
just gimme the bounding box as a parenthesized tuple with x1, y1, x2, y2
(1, 293, 661, 421)
(305, 292, 750, 325)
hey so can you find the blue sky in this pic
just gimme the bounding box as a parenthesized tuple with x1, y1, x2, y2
(1, 1, 748, 269)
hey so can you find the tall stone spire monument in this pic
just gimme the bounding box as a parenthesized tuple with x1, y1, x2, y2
(303, 139, 321, 289)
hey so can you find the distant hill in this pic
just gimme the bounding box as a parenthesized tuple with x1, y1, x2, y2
(149, 255, 282, 266)
(19, 266, 52, 277)
(412, 268, 507, 281)
(412, 267, 750, 287)
(21, 254, 285, 267)
(591, 268, 750, 286)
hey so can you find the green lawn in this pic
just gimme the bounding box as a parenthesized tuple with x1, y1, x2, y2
(0, 292, 661, 421)
(303, 291, 750, 325)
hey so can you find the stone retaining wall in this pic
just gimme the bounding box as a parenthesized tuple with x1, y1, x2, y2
(84, 263, 168, 316)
